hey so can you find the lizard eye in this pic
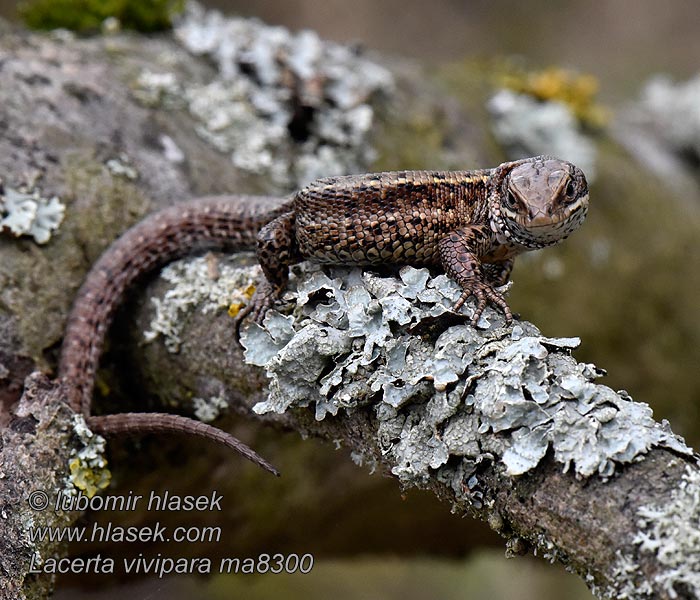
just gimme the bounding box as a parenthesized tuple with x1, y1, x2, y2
(504, 190, 518, 210)
(565, 179, 577, 199)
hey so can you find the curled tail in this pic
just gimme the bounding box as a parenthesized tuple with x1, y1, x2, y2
(59, 194, 291, 474)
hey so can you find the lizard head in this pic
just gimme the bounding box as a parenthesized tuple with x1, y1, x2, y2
(490, 156, 589, 249)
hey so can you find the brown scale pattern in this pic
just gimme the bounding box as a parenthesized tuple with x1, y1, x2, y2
(58, 157, 589, 474)
(295, 170, 489, 266)
(59, 195, 291, 475)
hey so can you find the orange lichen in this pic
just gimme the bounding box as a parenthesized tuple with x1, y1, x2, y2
(228, 302, 244, 318)
(229, 283, 256, 317)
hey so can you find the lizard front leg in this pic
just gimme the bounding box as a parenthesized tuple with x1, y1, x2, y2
(482, 258, 514, 287)
(235, 211, 301, 332)
(438, 226, 513, 325)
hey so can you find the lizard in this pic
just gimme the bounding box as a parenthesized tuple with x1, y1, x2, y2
(58, 155, 589, 476)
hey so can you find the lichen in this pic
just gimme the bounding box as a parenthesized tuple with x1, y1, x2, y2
(192, 391, 229, 422)
(0, 184, 65, 244)
(64, 415, 111, 498)
(241, 263, 692, 487)
(144, 255, 259, 352)
(603, 550, 655, 599)
(498, 66, 609, 129)
(159, 134, 185, 163)
(605, 465, 700, 599)
(105, 153, 139, 180)
(131, 70, 182, 108)
(131, 2, 394, 189)
(488, 89, 598, 181)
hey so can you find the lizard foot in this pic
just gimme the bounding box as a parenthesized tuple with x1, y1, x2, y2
(233, 280, 284, 338)
(453, 281, 513, 326)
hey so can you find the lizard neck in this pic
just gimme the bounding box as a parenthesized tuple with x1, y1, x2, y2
(488, 195, 515, 246)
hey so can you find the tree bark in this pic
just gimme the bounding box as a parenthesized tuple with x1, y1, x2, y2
(1, 10, 699, 600)
(127, 254, 699, 599)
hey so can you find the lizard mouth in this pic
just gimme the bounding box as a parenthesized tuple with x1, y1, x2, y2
(510, 194, 589, 228)
(505, 195, 589, 248)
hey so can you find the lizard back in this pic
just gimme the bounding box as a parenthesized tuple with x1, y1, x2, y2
(294, 170, 490, 266)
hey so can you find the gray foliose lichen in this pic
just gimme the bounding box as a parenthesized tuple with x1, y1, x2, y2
(0, 183, 65, 244)
(639, 74, 700, 161)
(242, 263, 692, 493)
(133, 2, 393, 189)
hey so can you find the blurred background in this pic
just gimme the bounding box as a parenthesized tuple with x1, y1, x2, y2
(2, 1, 698, 599)
(216, 0, 700, 98)
(3, 0, 699, 94)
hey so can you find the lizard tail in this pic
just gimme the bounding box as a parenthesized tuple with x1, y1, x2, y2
(59, 194, 292, 416)
(88, 413, 279, 476)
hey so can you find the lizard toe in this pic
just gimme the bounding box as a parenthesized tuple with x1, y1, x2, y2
(453, 282, 513, 326)
(233, 281, 284, 339)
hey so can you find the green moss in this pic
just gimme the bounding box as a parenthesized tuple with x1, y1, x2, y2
(371, 64, 496, 173)
(0, 153, 150, 369)
(373, 108, 450, 172)
(19, 0, 184, 33)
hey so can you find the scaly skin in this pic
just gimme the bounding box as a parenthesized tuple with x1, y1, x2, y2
(59, 195, 291, 476)
(241, 156, 588, 324)
(59, 156, 589, 475)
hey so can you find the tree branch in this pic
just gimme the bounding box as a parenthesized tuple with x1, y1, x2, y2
(1, 9, 699, 600)
(126, 253, 699, 598)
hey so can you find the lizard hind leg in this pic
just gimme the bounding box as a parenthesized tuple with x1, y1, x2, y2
(235, 211, 301, 333)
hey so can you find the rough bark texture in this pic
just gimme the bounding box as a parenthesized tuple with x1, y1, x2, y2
(1, 11, 699, 600)
(128, 255, 699, 599)
(0, 375, 78, 600)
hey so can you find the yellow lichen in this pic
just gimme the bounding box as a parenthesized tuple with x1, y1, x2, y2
(228, 302, 244, 318)
(228, 283, 256, 317)
(69, 458, 112, 498)
(95, 378, 110, 398)
(498, 66, 610, 128)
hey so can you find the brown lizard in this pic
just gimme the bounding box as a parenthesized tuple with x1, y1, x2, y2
(58, 155, 589, 476)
